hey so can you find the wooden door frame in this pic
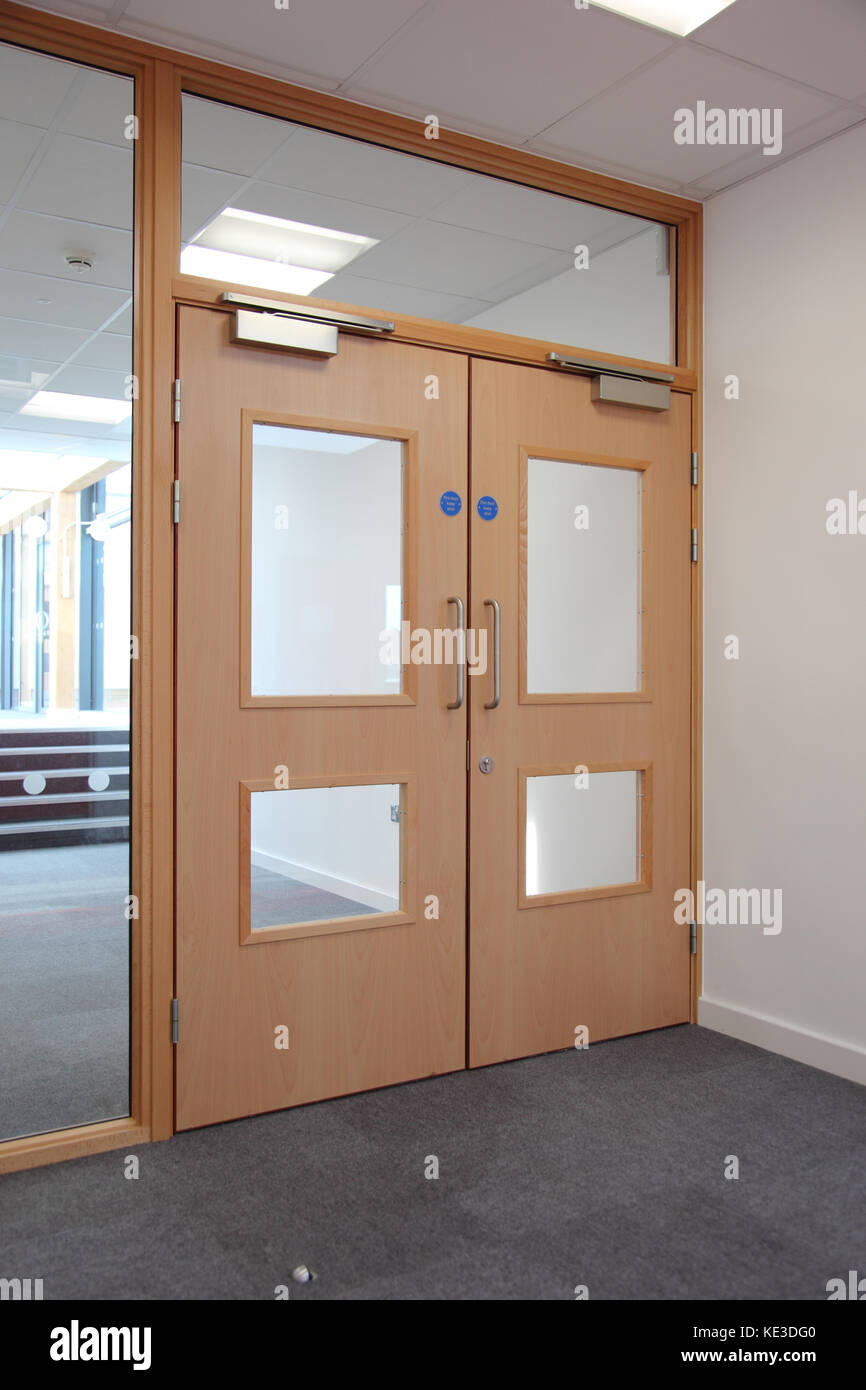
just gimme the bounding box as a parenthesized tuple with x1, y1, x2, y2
(0, 0, 702, 1173)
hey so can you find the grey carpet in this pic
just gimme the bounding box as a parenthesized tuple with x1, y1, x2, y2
(250, 864, 372, 929)
(1, 1024, 864, 1300)
(0, 843, 130, 1142)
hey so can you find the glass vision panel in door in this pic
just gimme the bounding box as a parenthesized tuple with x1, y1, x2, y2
(525, 770, 642, 898)
(250, 783, 402, 930)
(181, 94, 674, 365)
(250, 425, 403, 698)
(526, 457, 642, 695)
(0, 44, 133, 1141)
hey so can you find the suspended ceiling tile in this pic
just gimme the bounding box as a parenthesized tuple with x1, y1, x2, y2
(480, 249, 574, 305)
(73, 332, 132, 372)
(318, 271, 491, 323)
(536, 44, 839, 187)
(0, 354, 56, 383)
(58, 67, 136, 148)
(0, 41, 78, 127)
(17, 134, 133, 231)
(694, 0, 866, 102)
(0, 317, 90, 362)
(429, 173, 647, 251)
(0, 211, 133, 291)
(0, 269, 129, 332)
(0, 423, 129, 458)
(17, 1, 115, 20)
(0, 383, 43, 413)
(47, 363, 130, 399)
(344, 0, 674, 143)
(110, 304, 133, 335)
(684, 107, 866, 195)
(181, 164, 249, 243)
(227, 181, 412, 243)
(1, 412, 132, 449)
(181, 95, 291, 177)
(262, 125, 475, 217)
(0, 120, 44, 204)
(349, 220, 560, 298)
(122, 0, 429, 83)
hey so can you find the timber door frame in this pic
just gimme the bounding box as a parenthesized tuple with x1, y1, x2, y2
(0, 0, 702, 1173)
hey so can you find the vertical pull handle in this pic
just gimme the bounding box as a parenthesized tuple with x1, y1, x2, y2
(447, 597, 465, 709)
(484, 599, 501, 710)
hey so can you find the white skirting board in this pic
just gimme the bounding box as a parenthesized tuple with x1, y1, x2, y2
(250, 849, 398, 914)
(698, 997, 866, 1087)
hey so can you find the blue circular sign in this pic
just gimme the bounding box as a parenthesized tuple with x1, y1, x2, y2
(439, 490, 462, 516)
(477, 495, 498, 520)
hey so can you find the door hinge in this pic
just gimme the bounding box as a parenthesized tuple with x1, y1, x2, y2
(171, 998, 179, 1044)
(691, 451, 699, 486)
(689, 921, 697, 955)
(173, 480, 181, 525)
(690, 527, 699, 563)
(173, 378, 181, 424)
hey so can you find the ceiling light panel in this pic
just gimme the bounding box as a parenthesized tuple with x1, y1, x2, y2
(179, 245, 334, 295)
(590, 1, 737, 37)
(20, 391, 132, 425)
(194, 208, 378, 273)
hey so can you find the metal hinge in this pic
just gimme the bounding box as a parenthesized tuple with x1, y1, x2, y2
(173, 378, 181, 424)
(173, 480, 180, 525)
(689, 921, 697, 955)
(691, 451, 699, 486)
(171, 998, 179, 1044)
(690, 527, 699, 563)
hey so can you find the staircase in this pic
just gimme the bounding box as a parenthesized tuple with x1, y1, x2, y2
(0, 727, 130, 850)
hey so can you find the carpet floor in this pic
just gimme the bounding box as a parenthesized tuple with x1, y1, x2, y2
(0, 1024, 863, 1300)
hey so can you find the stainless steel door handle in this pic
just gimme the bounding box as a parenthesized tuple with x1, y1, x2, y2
(447, 596, 465, 709)
(484, 598, 500, 710)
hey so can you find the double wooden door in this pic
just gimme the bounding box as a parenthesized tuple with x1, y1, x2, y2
(175, 304, 691, 1130)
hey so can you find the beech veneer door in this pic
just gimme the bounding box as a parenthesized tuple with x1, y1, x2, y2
(468, 358, 692, 1066)
(175, 306, 467, 1130)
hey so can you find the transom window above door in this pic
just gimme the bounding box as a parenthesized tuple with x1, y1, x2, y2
(180, 94, 675, 366)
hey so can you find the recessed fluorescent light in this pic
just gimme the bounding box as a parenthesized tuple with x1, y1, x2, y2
(180, 244, 334, 296)
(201, 207, 380, 272)
(591, 1, 737, 36)
(20, 392, 132, 425)
(197, 209, 378, 273)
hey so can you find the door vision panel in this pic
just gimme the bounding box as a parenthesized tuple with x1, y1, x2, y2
(175, 306, 467, 1130)
(468, 358, 692, 1066)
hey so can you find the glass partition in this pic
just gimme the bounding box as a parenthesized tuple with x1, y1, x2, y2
(249, 424, 404, 699)
(181, 93, 674, 365)
(525, 455, 643, 695)
(524, 768, 644, 899)
(249, 783, 402, 931)
(0, 43, 133, 1141)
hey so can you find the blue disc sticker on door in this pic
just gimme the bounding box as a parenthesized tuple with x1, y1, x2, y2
(477, 495, 498, 520)
(440, 490, 462, 516)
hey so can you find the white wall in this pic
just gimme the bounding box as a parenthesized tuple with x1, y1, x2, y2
(701, 123, 866, 1084)
(250, 435, 401, 697)
(466, 225, 671, 364)
(526, 455, 640, 693)
(251, 784, 400, 910)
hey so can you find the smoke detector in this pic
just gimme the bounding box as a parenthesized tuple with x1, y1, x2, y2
(64, 252, 94, 274)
